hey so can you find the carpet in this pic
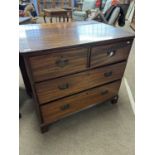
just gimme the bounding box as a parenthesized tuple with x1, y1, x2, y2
(19, 79, 134, 155)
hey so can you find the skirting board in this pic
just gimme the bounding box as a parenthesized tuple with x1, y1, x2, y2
(124, 78, 135, 114)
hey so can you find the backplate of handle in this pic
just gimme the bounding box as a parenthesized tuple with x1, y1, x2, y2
(107, 50, 116, 57)
(104, 71, 113, 77)
(60, 104, 70, 111)
(58, 83, 69, 90)
(56, 58, 69, 67)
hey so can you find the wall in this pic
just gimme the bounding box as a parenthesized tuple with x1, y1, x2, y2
(118, 0, 135, 113)
(124, 40, 135, 100)
(118, 20, 135, 111)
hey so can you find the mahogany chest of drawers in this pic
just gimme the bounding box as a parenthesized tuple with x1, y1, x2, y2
(19, 21, 134, 133)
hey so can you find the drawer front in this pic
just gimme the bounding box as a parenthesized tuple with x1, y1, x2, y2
(91, 41, 132, 68)
(36, 62, 126, 104)
(29, 48, 88, 82)
(41, 80, 121, 124)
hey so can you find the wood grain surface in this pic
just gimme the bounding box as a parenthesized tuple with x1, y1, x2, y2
(91, 40, 132, 68)
(19, 21, 134, 54)
(29, 47, 88, 81)
(35, 62, 126, 104)
(41, 80, 121, 124)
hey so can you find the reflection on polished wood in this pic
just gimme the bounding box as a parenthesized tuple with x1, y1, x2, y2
(19, 21, 134, 54)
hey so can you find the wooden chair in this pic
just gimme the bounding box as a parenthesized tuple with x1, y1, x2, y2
(38, 0, 72, 23)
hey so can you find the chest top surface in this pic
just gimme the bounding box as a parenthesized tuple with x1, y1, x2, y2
(19, 21, 134, 54)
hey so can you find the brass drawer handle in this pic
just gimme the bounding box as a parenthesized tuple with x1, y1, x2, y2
(56, 58, 69, 67)
(107, 50, 115, 57)
(101, 90, 109, 95)
(60, 104, 70, 111)
(126, 41, 131, 44)
(58, 83, 69, 90)
(104, 71, 113, 77)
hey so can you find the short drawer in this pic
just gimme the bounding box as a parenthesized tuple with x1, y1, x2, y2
(35, 62, 126, 104)
(41, 80, 121, 124)
(29, 48, 88, 81)
(91, 40, 132, 68)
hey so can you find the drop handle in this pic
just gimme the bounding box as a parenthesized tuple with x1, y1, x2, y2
(58, 83, 69, 90)
(101, 90, 109, 95)
(107, 50, 116, 57)
(126, 41, 131, 44)
(60, 104, 70, 111)
(56, 58, 69, 67)
(104, 71, 113, 77)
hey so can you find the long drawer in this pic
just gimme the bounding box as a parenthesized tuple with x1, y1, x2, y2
(41, 80, 121, 124)
(29, 47, 88, 82)
(91, 41, 132, 68)
(35, 62, 126, 104)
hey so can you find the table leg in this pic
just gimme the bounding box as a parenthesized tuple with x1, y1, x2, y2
(50, 17, 53, 23)
(67, 16, 69, 22)
(43, 13, 47, 23)
(63, 16, 65, 22)
(59, 16, 61, 22)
